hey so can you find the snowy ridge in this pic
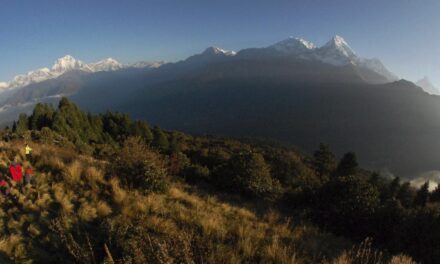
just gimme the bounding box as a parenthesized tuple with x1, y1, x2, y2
(266, 35, 398, 81)
(131, 61, 165, 69)
(270, 37, 316, 56)
(315, 35, 357, 66)
(1, 55, 163, 90)
(202, 46, 237, 56)
(1, 35, 400, 90)
(88, 58, 124, 72)
(416, 76, 439, 95)
(359, 58, 399, 82)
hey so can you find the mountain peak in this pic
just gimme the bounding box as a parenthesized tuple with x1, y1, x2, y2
(131, 61, 165, 69)
(89, 57, 123, 72)
(322, 35, 355, 53)
(270, 37, 316, 54)
(330, 35, 349, 46)
(52, 55, 86, 72)
(316, 35, 357, 65)
(203, 46, 236, 56)
(59, 54, 76, 60)
(416, 76, 439, 95)
(103, 57, 118, 63)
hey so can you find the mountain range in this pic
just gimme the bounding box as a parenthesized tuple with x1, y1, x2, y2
(1, 35, 440, 178)
(0, 55, 164, 91)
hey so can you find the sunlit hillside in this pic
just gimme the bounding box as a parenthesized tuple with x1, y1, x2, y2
(0, 140, 416, 263)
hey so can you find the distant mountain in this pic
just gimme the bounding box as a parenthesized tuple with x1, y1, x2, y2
(2, 35, 438, 178)
(416, 76, 439, 95)
(87, 58, 124, 72)
(260, 35, 399, 82)
(0, 55, 163, 91)
(130, 61, 165, 69)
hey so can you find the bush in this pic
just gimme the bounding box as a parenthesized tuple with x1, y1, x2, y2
(111, 137, 169, 193)
(216, 151, 281, 200)
(315, 175, 380, 239)
(40, 127, 54, 144)
(181, 163, 210, 183)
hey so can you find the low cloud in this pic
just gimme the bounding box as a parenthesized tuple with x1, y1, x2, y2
(408, 171, 440, 191)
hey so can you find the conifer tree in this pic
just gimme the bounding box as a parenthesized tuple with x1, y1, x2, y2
(152, 126, 169, 151)
(430, 184, 440, 202)
(312, 143, 336, 177)
(396, 182, 415, 208)
(336, 152, 358, 176)
(16, 113, 29, 134)
(12, 121, 17, 133)
(386, 177, 401, 200)
(414, 181, 430, 207)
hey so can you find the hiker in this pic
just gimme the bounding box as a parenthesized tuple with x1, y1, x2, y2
(0, 172, 10, 196)
(9, 161, 23, 184)
(25, 144, 33, 162)
(24, 166, 35, 186)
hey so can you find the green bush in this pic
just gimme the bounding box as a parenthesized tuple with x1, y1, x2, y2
(181, 163, 210, 183)
(111, 137, 169, 193)
(217, 151, 281, 199)
(315, 175, 380, 239)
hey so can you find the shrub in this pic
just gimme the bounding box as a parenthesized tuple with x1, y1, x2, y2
(315, 175, 380, 239)
(217, 151, 281, 199)
(40, 127, 54, 144)
(111, 137, 169, 193)
(181, 164, 210, 183)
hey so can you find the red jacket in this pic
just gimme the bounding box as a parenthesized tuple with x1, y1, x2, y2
(25, 168, 34, 176)
(9, 165, 23, 182)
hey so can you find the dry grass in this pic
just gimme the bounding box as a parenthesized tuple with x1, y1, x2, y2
(0, 140, 419, 264)
(63, 160, 82, 185)
(389, 255, 418, 264)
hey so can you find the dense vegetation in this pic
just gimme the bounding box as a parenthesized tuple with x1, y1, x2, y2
(0, 98, 437, 263)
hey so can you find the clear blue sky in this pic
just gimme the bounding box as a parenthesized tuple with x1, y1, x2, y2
(1, 0, 440, 86)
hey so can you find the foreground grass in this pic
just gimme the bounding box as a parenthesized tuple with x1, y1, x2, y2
(0, 141, 416, 263)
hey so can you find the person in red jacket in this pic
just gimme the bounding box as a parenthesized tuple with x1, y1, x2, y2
(0, 172, 10, 196)
(9, 161, 23, 183)
(24, 166, 35, 186)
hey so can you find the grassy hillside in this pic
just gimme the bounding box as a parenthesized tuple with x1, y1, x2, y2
(0, 98, 434, 263)
(0, 141, 416, 263)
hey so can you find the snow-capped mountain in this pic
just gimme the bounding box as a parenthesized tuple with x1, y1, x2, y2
(202, 46, 237, 56)
(416, 76, 439, 95)
(0, 35, 397, 92)
(358, 58, 399, 82)
(88, 58, 123, 72)
(131, 61, 165, 69)
(51, 55, 89, 73)
(269, 37, 316, 56)
(0, 55, 162, 91)
(265, 35, 398, 82)
(315, 35, 357, 66)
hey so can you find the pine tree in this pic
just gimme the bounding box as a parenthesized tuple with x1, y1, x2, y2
(29, 103, 54, 130)
(396, 182, 415, 208)
(414, 181, 430, 207)
(152, 127, 169, 151)
(16, 113, 29, 134)
(12, 121, 17, 133)
(385, 177, 401, 200)
(225, 151, 281, 199)
(131, 120, 153, 143)
(312, 143, 336, 177)
(430, 184, 440, 202)
(336, 152, 358, 176)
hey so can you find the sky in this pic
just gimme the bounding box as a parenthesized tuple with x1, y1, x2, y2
(1, 0, 440, 86)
